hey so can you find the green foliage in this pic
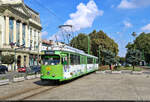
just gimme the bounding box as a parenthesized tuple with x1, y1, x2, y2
(118, 57, 125, 65)
(1, 55, 15, 64)
(125, 49, 142, 70)
(126, 32, 150, 64)
(117, 66, 142, 71)
(89, 30, 119, 57)
(101, 49, 118, 65)
(70, 30, 119, 66)
(126, 42, 135, 50)
(70, 33, 89, 54)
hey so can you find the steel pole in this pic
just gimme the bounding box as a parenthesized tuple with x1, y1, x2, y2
(99, 46, 101, 66)
(88, 36, 90, 55)
(14, 49, 16, 71)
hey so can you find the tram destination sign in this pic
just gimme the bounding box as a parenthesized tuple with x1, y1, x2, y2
(45, 51, 55, 55)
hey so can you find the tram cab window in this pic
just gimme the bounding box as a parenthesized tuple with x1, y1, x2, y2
(43, 55, 60, 65)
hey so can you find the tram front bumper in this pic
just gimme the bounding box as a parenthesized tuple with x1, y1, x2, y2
(40, 75, 63, 80)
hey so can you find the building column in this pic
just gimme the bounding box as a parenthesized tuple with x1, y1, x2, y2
(19, 22, 22, 45)
(25, 25, 28, 47)
(13, 19, 16, 43)
(5, 16, 9, 45)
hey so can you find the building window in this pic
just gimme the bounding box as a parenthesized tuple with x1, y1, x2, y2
(4, 16, 6, 44)
(22, 24, 25, 46)
(34, 30, 36, 50)
(16, 21, 20, 46)
(30, 28, 32, 49)
(9, 18, 13, 43)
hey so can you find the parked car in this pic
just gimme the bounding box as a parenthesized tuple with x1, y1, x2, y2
(18, 67, 26, 73)
(0, 65, 8, 74)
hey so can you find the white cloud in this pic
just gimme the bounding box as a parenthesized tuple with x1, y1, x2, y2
(123, 21, 132, 28)
(118, 0, 136, 9)
(65, 0, 103, 31)
(141, 24, 150, 31)
(49, 31, 62, 41)
(49, 0, 103, 42)
(117, 0, 150, 9)
(42, 31, 48, 36)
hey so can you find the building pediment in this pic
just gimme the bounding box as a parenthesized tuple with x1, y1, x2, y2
(1, 2, 31, 18)
(11, 4, 31, 18)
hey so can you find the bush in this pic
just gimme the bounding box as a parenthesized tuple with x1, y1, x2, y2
(1, 55, 14, 64)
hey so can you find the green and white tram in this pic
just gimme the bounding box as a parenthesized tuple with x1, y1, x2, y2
(40, 45, 98, 82)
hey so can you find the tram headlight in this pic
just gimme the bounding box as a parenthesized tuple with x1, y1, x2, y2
(52, 74, 55, 77)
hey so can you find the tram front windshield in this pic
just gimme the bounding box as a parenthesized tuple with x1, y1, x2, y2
(43, 55, 60, 65)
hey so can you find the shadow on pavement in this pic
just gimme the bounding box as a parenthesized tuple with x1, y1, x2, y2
(33, 71, 96, 86)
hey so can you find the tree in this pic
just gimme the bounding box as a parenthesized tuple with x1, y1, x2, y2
(89, 30, 119, 57)
(101, 49, 118, 70)
(1, 55, 15, 64)
(126, 32, 150, 64)
(70, 30, 119, 65)
(126, 42, 135, 50)
(70, 33, 89, 54)
(89, 30, 119, 65)
(125, 49, 142, 71)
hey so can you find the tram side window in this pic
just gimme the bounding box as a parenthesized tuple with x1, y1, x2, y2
(70, 54, 80, 65)
(96, 59, 99, 64)
(87, 57, 93, 64)
(81, 56, 84, 64)
(70, 54, 75, 65)
(76, 55, 80, 65)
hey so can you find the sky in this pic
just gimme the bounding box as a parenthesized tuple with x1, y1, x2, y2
(24, 0, 150, 57)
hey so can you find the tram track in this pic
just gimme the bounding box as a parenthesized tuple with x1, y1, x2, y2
(0, 85, 43, 100)
(20, 85, 59, 100)
(0, 80, 67, 100)
(0, 81, 62, 100)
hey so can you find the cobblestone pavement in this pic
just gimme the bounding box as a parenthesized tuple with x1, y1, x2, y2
(1, 73, 150, 100)
(26, 73, 150, 100)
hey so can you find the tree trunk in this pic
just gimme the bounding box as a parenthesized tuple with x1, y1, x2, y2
(133, 63, 135, 71)
(109, 64, 112, 70)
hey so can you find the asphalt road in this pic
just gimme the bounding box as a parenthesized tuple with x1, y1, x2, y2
(1, 73, 150, 100)
(26, 73, 150, 100)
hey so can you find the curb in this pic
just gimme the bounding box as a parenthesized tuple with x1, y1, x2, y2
(131, 71, 143, 75)
(112, 71, 121, 74)
(0, 79, 9, 86)
(13, 77, 25, 82)
(26, 75, 36, 80)
(96, 71, 150, 75)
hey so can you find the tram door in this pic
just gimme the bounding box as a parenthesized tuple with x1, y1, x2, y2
(61, 54, 69, 73)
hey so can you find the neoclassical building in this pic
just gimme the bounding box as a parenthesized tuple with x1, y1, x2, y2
(0, 0, 42, 71)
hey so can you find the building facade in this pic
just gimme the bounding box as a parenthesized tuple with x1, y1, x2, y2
(0, 0, 42, 71)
